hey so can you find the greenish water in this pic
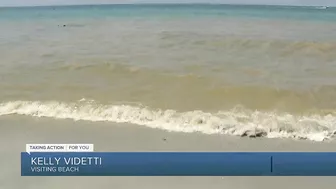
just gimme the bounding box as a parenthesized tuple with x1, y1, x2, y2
(1, 4, 336, 21)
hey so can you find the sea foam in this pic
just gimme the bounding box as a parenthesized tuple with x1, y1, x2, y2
(0, 100, 335, 142)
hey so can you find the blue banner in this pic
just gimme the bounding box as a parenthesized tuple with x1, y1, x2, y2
(21, 152, 336, 176)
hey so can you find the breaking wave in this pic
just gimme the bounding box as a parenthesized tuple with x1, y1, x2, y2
(0, 100, 335, 142)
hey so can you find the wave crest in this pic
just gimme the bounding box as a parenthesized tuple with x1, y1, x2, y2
(0, 100, 335, 142)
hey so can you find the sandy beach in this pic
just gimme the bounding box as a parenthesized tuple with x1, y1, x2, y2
(0, 4, 336, 189)
(1, 115, 336, 189)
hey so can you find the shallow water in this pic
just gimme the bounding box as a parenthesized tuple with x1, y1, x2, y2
(1, 4, 335, 141)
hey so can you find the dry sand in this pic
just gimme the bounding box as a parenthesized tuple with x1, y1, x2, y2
(1, 115, 336, 189)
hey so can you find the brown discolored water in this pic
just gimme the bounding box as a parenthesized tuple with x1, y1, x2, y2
(0, 5, 336, 141)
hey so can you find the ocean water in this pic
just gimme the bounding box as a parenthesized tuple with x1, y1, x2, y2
(0, 4, 336, 141)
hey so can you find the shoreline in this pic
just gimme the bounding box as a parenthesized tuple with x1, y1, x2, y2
(1, 115, 336, 152)
(1, 115, 336, 188)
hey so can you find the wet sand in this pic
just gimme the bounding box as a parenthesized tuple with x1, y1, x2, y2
(1, 115, 336, 189)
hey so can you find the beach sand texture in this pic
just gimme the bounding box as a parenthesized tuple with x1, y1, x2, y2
(0, 4, 336, 188)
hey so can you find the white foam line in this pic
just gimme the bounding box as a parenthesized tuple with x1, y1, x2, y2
(0, 100, 335, 142)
